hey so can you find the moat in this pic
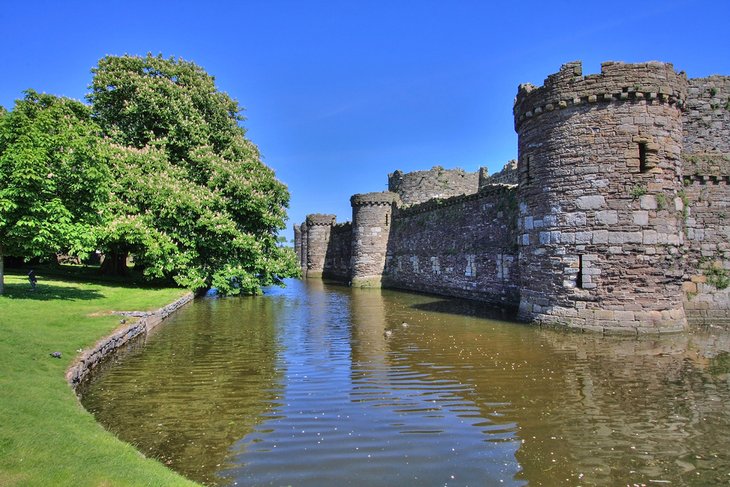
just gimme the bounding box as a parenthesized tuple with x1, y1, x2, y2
(79, 279, 730, 486)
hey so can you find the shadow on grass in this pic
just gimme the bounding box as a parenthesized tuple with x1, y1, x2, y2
(1, 283, 104, 301)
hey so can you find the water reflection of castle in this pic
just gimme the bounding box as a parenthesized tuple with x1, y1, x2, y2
(345, 285, 730, 485)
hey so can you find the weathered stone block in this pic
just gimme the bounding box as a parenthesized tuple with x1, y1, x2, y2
(640, 195, 657, 210)
(592, 230, 609, 244)
(576, 195, 606, 210)
(643, 230, 658, 244)
(596, 210, 618, 225)
(576, 231, 592, 244)
(633, 211, 649, 226)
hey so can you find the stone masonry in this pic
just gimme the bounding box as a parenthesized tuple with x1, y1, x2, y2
(295, 60, 730, 334)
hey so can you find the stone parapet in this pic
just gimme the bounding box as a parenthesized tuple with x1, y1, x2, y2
(396, 184, 516, 218)
(67, 292, 195, 388)
(387, 167, 479, 205)
(683, 75, 730, 155)
(351, 192, 401, 207)
(514, 61, 688, 131)
(306, 213, 336, 226)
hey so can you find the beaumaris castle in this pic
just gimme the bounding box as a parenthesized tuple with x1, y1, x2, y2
(294, 61, 730, 334)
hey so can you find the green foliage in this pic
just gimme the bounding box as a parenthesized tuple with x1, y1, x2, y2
(704, 263, 730, 290)
(629, 185, 647, 199)
(0, 91, 110, 291)
(655, 192, 667, 210)
(88, 54, 298, 294)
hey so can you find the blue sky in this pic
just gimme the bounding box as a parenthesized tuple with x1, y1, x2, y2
(2, 0, 729, 240)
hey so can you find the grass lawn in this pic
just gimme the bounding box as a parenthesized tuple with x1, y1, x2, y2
(0, 270, 199, 486)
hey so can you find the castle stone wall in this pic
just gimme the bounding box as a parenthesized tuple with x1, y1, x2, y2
(683, 76, 730, 156)
(515, 61, 688, 333)
(388, 166, 480, 205)
(479, 160, 518, 187)
(323, 222, 352, 281)
(298, 60, 730, 334)
(383, 186, 519, 306)
(683, 172, 730, 324)
(681, 76, 730, 324)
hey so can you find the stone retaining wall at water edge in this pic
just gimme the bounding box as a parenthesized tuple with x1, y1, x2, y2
(66, 292, 195, 389)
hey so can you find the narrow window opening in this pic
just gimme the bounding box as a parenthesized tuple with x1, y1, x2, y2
(385, 213, 389, 226)
(525, 155, 533, 184)
(576, 255, 584, 289)
(639, 142, 648, 173)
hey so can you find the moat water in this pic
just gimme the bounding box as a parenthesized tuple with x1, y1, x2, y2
(79, 279, 730, 486)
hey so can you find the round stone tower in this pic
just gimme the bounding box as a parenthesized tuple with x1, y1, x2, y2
(293, 223, 302, 267)
(514, 61, 689, 333)
(350, 192, 400, 287)
(299, 222, 308, 276)
(305, 214, 336, 279)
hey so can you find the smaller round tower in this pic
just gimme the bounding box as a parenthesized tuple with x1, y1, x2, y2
(299, 222, 308, 277)
(305, 214, 336, 279)
(293, 224, 302, 268)
(350, 192, 400, 287)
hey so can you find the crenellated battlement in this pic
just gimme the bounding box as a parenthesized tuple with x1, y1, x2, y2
(388, 166, 480, 205)
(514, 61, 688, 130)
(350, 192, 401, 207)
(306, 213, 336, 226)
(395, 184, 516, 218)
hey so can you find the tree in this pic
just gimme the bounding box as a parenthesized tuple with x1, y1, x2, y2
(0, 91, 110, 294)
(88, 54, 298, 294)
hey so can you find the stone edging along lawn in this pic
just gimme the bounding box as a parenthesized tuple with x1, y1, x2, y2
(66, 291, 195, 388)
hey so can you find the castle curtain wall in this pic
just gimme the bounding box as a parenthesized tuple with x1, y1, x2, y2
(383, 186, 519, 307)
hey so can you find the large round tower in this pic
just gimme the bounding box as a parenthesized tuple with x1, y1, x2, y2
(514, 61, 688, 333)
(305, 214, 336, 279)
(350, 192, 400, 287)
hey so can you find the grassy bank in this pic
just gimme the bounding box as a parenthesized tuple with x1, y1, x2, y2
(0, 271, 199, 486)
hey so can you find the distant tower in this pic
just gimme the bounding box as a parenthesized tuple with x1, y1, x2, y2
(293, 224, 302, 267)
(305, 214, 336, 279)
(514, 61, 688, 333)
(299, 222, 308, 277)
(350, 192, 400, 287)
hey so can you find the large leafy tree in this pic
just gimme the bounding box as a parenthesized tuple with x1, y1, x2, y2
(0, 91, 110, 294)
(88, 54, 298, 294)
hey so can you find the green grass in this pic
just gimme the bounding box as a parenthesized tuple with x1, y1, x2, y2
(0, 270, 199, 486)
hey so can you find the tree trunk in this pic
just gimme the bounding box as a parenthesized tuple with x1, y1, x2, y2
(100, 250, 128, 276)
(0, 246, 4, 295)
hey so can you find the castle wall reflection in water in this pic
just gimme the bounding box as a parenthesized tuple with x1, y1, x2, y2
(80, 279, 730, 486)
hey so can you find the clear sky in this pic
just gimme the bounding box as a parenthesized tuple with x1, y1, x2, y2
(2, 0, 729, 241)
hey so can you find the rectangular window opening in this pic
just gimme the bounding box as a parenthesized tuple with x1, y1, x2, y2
(576, 255, 584, 289)
(639, 142, 648, 173)
(385, 213, 389, 226)
(525, 155, 533, 183)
